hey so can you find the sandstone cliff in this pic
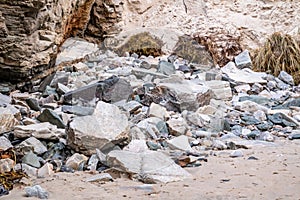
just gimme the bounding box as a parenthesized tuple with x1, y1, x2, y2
(0, 0, 122, 83)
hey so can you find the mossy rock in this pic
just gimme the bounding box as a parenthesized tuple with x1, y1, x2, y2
(172, 35, 213, 66)
(116, 32, 163, 57)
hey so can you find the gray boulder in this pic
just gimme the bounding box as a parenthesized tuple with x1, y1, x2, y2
(67, 101, 129, 155)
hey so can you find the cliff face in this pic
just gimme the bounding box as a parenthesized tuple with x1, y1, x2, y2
(0, 0, 122, 83)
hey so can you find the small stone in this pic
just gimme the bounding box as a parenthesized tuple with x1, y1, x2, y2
(25, 185, 49, 199)
(278, 71, 294, 85)
(248, 156, 259, 160)
(253, 110, 267, 121)
(288, 130, 300, 140)
(87, 154, 99, 171)
(234, 84, 251, 93)
(146, 141, 162, 151)
(123, 140, 149, 153)
(37, 109, 65, 129)
(22, 152, 41, 168)
(0, 158, 15, 173)
(205, 80, 232, 100)
(0, 105, 20, 134)
(0, 184, 9, 196)
(65, 153, 88, 171)
(26, 98, 41, 111)
(62, 105, 94, 116)
(148, 103, 168, 120)
(230, 150, 243, 158)
(121, 101, 142, 114)
(158, 60, 175, 76)
(212, 140, 227, 150)
(167, 135, 193, 151)
(37, 163, 54, 178)
(18, 137, 47, 155)
(14, 163, 38, 177)
(234, 50, 252, 69)
(167, 117, 188, 136)
(85, 173, 113, 182)
(0, 136, 13, 151)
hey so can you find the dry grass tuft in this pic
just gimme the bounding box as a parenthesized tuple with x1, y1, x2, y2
(253, 32, 300, 84)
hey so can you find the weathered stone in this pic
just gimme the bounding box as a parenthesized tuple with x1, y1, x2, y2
(65, 153, 88, 171)
(230, 150, 244, 158)
(37, 163, 54, 178)
(37, 109, 65, 129)
(148, 103, 168, 120)
(22, 152, 41, 168)
(0, 136, 13, 151)
(18, 137, 47, 155)
(14, 122, 64, 140)
(14, 163, 38, 177)
(222, 62, 267, 84)
(0, 0, 122, 83)
(167, 117, 189, 136)
(0, 93, 10, 106)
(158, 78, 213, 111)
(167, 135, 192, 151)
(123, 140, 149, 153)
(87, 154, 99, 171)
(158, 61, 176, 76)
(85, 173, 113, 182)
(102, 78, 133, 103)
(67, 101, 129, 155)
(26, 98, 41, 111)
(0, 158, 15, 173)
(205, 80, 232, 100)
(278, 71, 294, 85)
(132, 68, 169, 80)
(121, 101, 142, 114)
(0, 105, 20, 134)
(106, 150, 191, 183)
(137, 117, 162, 139)
(62, 105, 94, 116)
(193, 130, 217, 138)
(235, 100, 269, 114)
(234, 50, 252, 69)
(234, 84, 251, 93)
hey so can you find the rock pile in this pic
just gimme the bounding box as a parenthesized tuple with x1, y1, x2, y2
(0, 36, 299, 197)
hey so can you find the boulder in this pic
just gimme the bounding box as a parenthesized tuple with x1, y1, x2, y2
(106, 150, 191, 183)
(67, 101, 129, 155)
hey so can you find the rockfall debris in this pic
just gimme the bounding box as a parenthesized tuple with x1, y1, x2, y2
(0, 33, 300, 197)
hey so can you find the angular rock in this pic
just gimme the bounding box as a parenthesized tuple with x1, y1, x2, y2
(37, 163, 54, 178)
(61, 105, 94, 116)
(205, 80, 232, 100)
(14, 163, 38, 177)
(121, 101, 142, 114)
(158, 78, 213, 111)
(37, 109, 65, 129)
(0, 105, 20, 134)
(18, 137, 47, 155)
(235, 100, 269, 114)
(87, 154, 99, 171)
(85, 173, 113, 182)
(26, 98, 41, 111)
(167, 135, 193, 151)
(65, 153, 88, 171)
(0, 158, 15, 173)
(0, 93, 11, 106)
(167, 117, 189, 136)
(222, 62, 267, 84)
(106, 150, 191, 183)
(158, 61, 176, 76)
(14, 122, 64, 140)
(132, 68, 169, 80)
(137, 117, 162, 139)
(67, 101, 129, 155)
(278, 71, 294, 85)
(102, 78, 133, 103)
(234, 50, 252, 69)
(148, 103, 168, 120)
(22, 152, 41, 168)
(123, 140, 149, 153)
(0, 136, 13, 151)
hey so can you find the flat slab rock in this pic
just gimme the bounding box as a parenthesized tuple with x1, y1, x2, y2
(106, 150, 191, 183)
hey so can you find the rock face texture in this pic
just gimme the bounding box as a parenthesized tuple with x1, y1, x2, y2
(0, 0, 122, 83)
